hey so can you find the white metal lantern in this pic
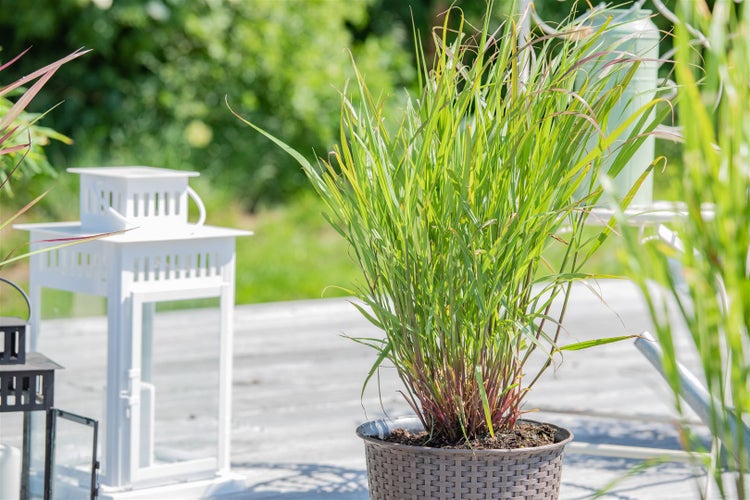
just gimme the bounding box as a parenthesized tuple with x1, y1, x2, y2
(17, 166, 251, 498)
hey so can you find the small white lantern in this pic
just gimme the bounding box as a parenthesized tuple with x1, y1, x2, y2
(17, 167, 251, 498)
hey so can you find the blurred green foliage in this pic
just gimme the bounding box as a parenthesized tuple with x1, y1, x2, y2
(0, 0, 540, 210)
(0, 0, 679, 210)
(0, 0, 411, 209)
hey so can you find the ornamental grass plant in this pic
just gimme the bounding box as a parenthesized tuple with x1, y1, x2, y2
(237, 4, 667, 445)
(1, 49, 89, 268)
(617, 1, 750, 497)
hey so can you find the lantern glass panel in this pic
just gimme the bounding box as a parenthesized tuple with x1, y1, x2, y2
(47, 410, 98, 499)
(35, 303, 106, 421)
(39, 290, 106, 321)
(144, 299, 220, 469)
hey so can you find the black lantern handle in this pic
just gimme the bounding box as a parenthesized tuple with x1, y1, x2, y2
(0, 276, 32, 321)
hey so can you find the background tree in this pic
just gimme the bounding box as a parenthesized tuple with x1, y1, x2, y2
(0, 0, 416, 209)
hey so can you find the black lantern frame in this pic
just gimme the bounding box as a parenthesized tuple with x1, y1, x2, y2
(0, 277, 98, 499)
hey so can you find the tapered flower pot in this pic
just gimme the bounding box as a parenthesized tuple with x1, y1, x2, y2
(356, 417, 573, 499)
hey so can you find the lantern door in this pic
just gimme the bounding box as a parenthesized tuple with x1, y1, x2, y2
(45, 409, 99, 499)
(127, 288, 226, 486)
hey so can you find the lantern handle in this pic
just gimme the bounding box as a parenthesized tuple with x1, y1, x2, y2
(0, 276, 32, 321)
(187, 186, 206, 227)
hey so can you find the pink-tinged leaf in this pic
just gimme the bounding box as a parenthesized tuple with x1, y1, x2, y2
(0, 187, 48, 232)
(34, 228, 129, 244)
(0, 48, 90, 133)
(0, 68, 58, 132)
(0, 48, 31, 73)
(1, 230, 125, 268)
(0, 125, 20, 145)
(0, 48, 90, 99)
(0, 139, 30, 190)
(0, 143, 29, 156)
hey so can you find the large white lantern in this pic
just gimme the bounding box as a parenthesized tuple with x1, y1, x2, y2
(17, 167, 251, 498)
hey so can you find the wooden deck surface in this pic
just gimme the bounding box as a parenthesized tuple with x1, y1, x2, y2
(4, 279, 715, 499)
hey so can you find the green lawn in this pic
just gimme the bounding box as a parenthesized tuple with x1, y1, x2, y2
(231, 191, 362, 303)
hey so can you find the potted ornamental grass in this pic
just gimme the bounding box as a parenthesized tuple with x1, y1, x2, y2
(236, 4, 667, 497)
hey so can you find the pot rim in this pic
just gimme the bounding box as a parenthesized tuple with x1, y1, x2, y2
(355, 416, 573, 455)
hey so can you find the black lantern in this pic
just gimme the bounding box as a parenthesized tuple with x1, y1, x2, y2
(0, 277, 60, 499)
(0, 277, 99, 500)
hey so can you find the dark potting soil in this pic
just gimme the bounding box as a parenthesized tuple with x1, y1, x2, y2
(382, 421, 556, 450)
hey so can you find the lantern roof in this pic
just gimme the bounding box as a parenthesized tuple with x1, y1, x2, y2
(15, 222, 252, 243)
(67, 166, 199, 179)
(0, 317, 26, 326)
(0, 351, 63, 372)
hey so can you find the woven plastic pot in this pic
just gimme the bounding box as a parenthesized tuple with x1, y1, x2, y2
(356, 417, 573, 499)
